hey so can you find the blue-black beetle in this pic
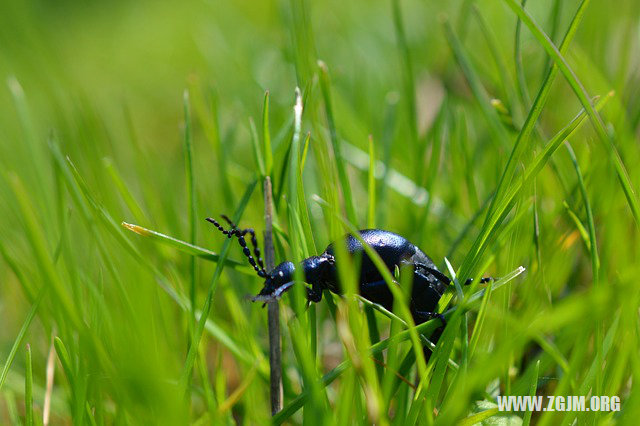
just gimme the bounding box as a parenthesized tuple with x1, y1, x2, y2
(206, 216, 488, 324)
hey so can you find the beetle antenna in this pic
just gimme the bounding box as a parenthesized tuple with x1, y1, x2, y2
(221, 215, 266, 274)
(206, 217, 266, 278)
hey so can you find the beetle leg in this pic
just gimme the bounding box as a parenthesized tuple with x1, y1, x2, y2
(409, 262, 451, 286)
(464, 277, 494, 286)
(306, 285, 323, 304)
(414, 311, 446, 326)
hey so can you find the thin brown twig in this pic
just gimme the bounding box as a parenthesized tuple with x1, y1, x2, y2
(264, 176, 283, 414)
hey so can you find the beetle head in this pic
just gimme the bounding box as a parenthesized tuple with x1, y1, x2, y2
(252, 261, 296, 302)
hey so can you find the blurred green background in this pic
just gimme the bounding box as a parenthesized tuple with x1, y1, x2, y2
(1, 0, 639, 424)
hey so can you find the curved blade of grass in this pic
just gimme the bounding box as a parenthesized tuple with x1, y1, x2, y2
(563, 202, 591, 252)
(564, 142, 600, 281)
(103, 157, 151, 226)
(503, 0, 640, 227)
(8, 174, 81, 328)
(0, 240, 37, 302)
(53, 337, 73, 387)
(121, 222, 252, 273)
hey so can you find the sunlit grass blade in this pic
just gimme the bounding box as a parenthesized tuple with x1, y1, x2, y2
(121, 222, 251, 272)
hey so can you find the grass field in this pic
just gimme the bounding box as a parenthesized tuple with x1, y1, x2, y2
(1, 0, 639, 424)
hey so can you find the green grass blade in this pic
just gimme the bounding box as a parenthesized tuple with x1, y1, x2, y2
(367, 135, 376, 229)
(458, 408, 500, 426)
(249, 117, 266, 177)
(263, 91, 273, 176)
(523, 360, 540, 426)
(25, 344, 34, 426)
(121, 222, 251, 273)
(514, 0, 532, 108)
(0, 286, 46, 392)
(183, 89, 198, 331)
(469, 281, 493, 357)
(53, 337, 74, 387)
(318, 61, 358, 226)
(103, 157, 151, 226)
(8, 174, 81, 328)
(391, 0, 418, 148)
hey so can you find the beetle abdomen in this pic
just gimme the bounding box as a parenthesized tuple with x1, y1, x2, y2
(324, 229, 435, 282)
